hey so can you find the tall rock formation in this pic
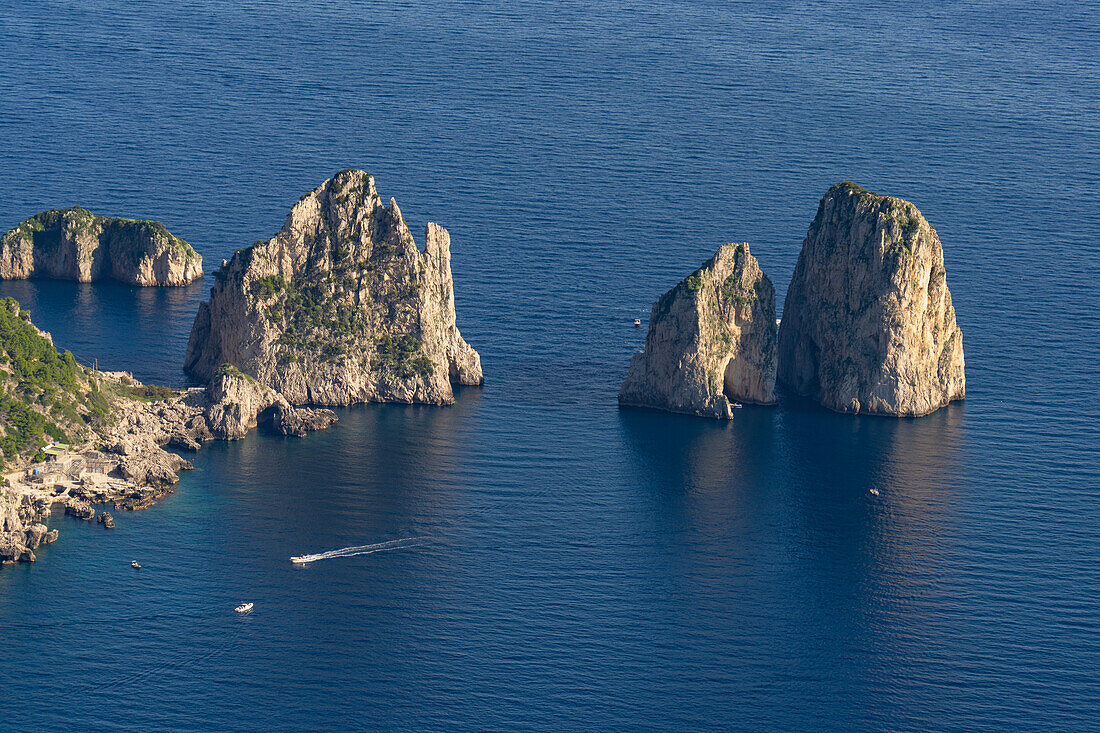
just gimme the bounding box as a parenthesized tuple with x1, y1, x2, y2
(619, 243, 777, 418)
(0, 207, 202, 285)
(184, 169, 483, 406)
(777, 182, 965, 416)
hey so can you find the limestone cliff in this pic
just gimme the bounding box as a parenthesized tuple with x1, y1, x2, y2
(1, 488, 54, 564)
(203, 365, 336, 440)
(777, 182, 965, 416)
(0, 207, 202, 285)
(619, 243, 777, 418)
(184, 169, 483, 406)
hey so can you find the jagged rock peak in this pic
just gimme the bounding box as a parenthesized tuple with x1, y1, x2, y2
(0, 207, 202, 286)
(619, 242, 777, 418)
(777, 182, 965, 416)
(184, 170, 483, 407)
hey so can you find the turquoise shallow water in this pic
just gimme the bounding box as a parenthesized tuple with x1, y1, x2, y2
(1, 1, 1098, 730)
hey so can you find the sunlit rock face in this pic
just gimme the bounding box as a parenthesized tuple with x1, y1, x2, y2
(619, 242, 777, 418)
(777, 182, 965, 416)
(184, 169, 482, 407)
(0, 208, 202, 286)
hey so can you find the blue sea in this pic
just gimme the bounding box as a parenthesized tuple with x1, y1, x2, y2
(1, 1, 1098, 730)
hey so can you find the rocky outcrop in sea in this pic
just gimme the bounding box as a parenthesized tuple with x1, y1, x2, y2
(1, 491, 55, 564)
(777, 182, 965, 416)
(0, 207, 202, 285)
(184, 169, 483, 409)
(203, 365, 337, 440)
(619, 243, 777, 418)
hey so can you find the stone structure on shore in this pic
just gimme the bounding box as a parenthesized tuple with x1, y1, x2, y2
(184, 169, 482, 412)
(0, 207, 202, 286)
(619, 243, 777, 418)
(777, 182, 965, 415)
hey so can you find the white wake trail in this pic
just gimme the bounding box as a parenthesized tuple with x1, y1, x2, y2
(292, 537, 425, 564)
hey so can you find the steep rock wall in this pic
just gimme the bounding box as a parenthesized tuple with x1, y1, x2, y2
(777, 182, 965, 416)
(619, 243, 777, 418)
(184, 170, 482, 406)
(0, 207, 202, 286)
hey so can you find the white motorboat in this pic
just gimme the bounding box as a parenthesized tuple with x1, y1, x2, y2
(131, 560, 141, 569)
(235, 602, 254, 613)
(290, 556, 309, 564)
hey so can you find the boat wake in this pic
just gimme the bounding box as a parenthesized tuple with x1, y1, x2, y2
(291, 537, 425, 564)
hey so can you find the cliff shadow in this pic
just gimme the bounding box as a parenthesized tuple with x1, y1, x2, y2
(190, 387, 487, 544)
(617, 394, 967, 709)
(0, 278, 207, 386)
(617, 403, 782, 539)
(775, 393, 967, 682)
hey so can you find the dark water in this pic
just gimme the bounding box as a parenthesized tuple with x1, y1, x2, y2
(1, 1, 1098, 730)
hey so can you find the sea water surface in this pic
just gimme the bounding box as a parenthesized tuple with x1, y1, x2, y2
(1, 1, 1098, 731)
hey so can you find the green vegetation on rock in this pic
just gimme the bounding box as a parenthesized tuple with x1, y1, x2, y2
(0, 298, 81, 457)
(0, 297, 184, 461)
(375, 335, 433, 379)
(7, 207, 199, 260)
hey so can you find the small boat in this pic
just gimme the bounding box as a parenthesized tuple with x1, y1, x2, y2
(131, 561, 141, 569)
(869, 488, 880, 496)
(290, 556, 309, 564)
(633, 319, 641, 327)
(235, 602, 254, 613)
(731, 402, 743, 409)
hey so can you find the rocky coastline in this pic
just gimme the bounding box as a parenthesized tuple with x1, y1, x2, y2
(1, 170, 487, 567)
(2, 176, 969, 568)
(0, 368, 336, 565)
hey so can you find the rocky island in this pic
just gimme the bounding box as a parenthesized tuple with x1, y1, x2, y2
(184, 169, 483, 411)
(1, 207, 203, 286)
(619, 243, 777, 418)
(777, 182, 965, 416)
(0, 297, 331, 565)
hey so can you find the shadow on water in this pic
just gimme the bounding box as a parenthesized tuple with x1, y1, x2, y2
(616, 403, 781, 530)
(616, 393, 967, 611)
(615, 397, 967, 718)
(0, 279, 208, 386)
(187, 390, 486, 563)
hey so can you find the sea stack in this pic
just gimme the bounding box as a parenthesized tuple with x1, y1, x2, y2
(777, 182, 965, 416)
(0, 207, 202, 285)
(619, 243, 777, 418)
(184, 169, 483, 406)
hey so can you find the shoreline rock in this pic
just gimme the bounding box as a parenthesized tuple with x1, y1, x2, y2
(0, 207, 202, 286)
(777, 182, 965, 416)
(1, 368, 336, 567)
(619, 243, 777, 418)
(273, 405, 338, 437)
(202, 365, 339, 440)
(64, 499, 95, 521)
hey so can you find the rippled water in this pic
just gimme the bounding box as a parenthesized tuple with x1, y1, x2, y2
(1, 1, 1098, 730)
